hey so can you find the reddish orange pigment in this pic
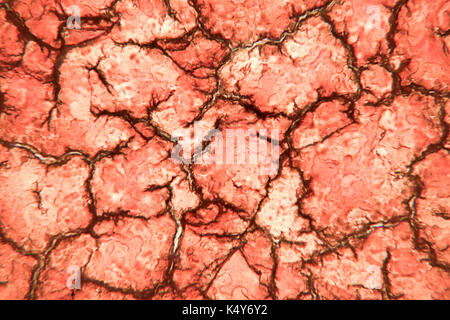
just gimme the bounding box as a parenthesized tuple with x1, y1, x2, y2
(0, 0, 449, 300)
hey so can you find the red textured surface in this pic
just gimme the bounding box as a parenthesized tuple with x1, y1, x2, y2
(0, 0, 449, 300)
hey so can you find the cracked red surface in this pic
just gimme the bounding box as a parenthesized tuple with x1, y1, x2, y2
(0, 0, 449, 300)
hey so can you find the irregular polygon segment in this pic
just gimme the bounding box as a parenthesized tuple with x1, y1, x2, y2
(292, 100, 353, 149)
(10, 0, 62, 48)
(0, 243, 37, 299)
(327, 0, 394, 64)
(256, 165, 309, 241)
(91, 136, 181, 218)
(414, 151, 450, 266)
(173, 226, 239, 291)
(207, 250, 269, 299)
(220, 17, 358, 114)
(0, 9, 24, 67)
(0, 146, 91, 252)
(110, 0, 197, 44)
(393, 0, 450, 91)
(86, 216, 176, 292)
(295, 94, 442, 239)
(194, 0, 329, 45)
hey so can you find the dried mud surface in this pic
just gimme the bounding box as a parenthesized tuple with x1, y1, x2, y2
(0, 0, 449, 300)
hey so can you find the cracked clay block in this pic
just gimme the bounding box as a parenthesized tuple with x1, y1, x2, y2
(0, 0, 449, 300)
